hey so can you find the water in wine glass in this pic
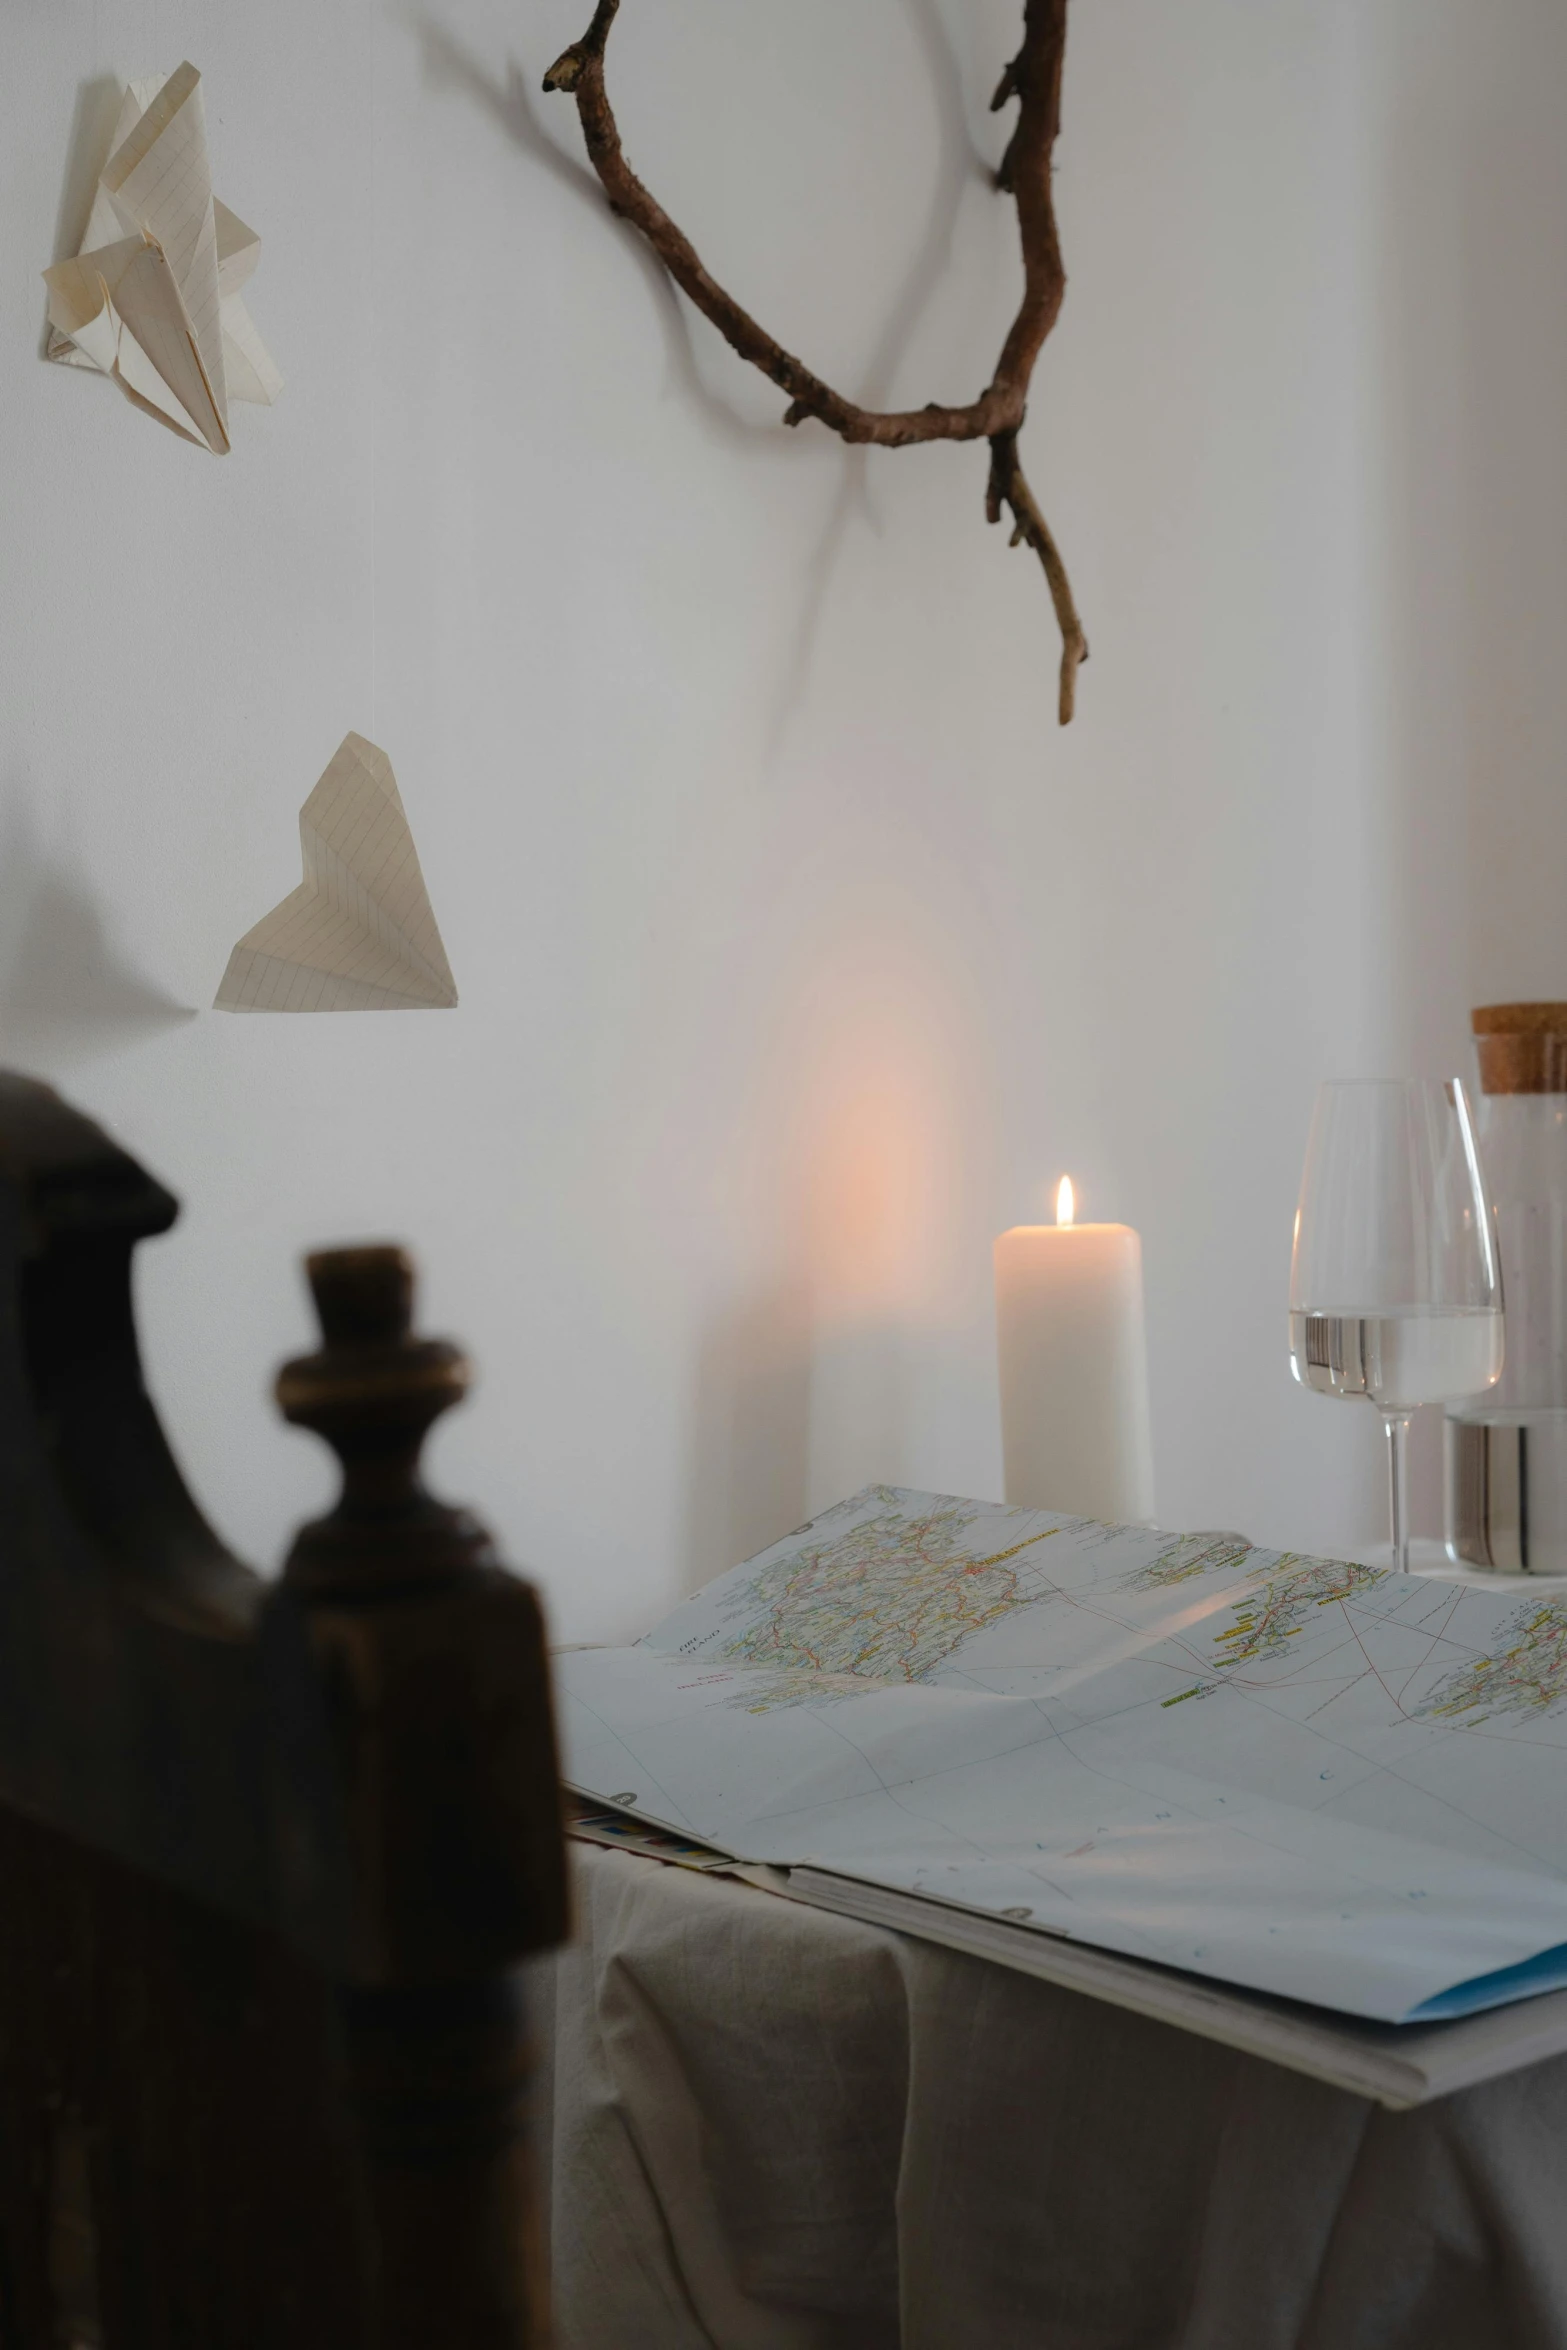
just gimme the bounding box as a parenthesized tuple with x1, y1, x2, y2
(1288, 1079, 1504, 1571)
(1289, 1308, 1504, 1412)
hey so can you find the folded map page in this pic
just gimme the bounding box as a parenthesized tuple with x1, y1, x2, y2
(556, 1487, 1567, 2026)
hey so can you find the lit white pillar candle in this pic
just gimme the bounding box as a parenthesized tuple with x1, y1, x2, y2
(994, 1178, 1155, 1522)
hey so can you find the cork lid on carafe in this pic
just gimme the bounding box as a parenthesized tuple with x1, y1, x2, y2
(1472, 1004, 1567, 1094)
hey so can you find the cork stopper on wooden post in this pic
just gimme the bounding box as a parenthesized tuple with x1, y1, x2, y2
(1472, 1005, 1567, 1096)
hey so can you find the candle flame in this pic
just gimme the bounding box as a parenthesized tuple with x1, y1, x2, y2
(1056, 1175, 1075, 1227)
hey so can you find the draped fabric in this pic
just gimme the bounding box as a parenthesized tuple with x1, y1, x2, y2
(536, 1843, 1567, 2350)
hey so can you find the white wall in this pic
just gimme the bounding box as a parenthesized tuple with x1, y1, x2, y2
(3, 0, 1564, 1641)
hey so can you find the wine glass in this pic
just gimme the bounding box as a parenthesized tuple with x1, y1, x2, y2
(1289, 1080, 1503, 1572)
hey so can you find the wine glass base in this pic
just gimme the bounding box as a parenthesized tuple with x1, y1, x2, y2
(1342, 1536, 1567, 1588)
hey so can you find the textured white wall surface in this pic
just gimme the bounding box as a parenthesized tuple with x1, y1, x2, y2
(3, 1, 1565, 1640)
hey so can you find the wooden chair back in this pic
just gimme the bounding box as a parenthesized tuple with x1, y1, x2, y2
(0, 1073, 567, 2348)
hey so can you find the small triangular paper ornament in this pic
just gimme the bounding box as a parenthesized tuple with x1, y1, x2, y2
(215, 734, 458, 1013)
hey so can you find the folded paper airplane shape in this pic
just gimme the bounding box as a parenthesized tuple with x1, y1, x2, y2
(215, 735, 458, 1013)
(43, 64, 281, 453)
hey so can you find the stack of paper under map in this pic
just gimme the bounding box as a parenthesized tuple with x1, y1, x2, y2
(559, 1488, 1567, 2093)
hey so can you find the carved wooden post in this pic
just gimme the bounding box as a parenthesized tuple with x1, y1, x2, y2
(272, 1247, 566, 2349)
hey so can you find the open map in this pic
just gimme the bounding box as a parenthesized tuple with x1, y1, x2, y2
(556, 1488, 1567, 2023)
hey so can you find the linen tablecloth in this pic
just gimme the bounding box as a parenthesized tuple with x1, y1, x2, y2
(534, 1842, 1567, 2349)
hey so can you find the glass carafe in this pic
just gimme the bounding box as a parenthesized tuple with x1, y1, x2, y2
(1447, 1005, 1567, 1573)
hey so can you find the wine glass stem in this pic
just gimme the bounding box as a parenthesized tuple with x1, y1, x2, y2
(1383, 1411, 1413, 1573)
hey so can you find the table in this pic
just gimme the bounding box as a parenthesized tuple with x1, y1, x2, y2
(533, 1842, 1567, 2349)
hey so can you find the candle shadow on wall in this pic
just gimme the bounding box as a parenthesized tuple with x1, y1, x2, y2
(806, 1312, 911, 1511)
(684, 1281, 813, 1593)
(682, 1081, 937, 1589)
(0, 802, 193, 1074)
(1376, 19, 1567, 1032)
(1375, 23, 1567, 1535)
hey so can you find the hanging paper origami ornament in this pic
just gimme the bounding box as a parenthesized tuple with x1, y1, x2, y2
(215, 735, 458, 1014)
(44, 63, 281, 453)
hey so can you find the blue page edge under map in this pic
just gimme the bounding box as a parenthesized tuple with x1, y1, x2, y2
(1412, 1941, 1567, 2020)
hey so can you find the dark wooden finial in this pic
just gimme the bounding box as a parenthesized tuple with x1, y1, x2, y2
(268, 1242, 567, 2344)
(276, 1247, 492, 1599)
(268, 1240, 567, 1981)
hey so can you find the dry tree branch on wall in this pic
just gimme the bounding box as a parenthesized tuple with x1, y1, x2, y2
(544, 0, 1088, 722)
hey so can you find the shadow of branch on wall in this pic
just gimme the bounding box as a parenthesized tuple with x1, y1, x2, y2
(0, 808, 193, 1073)
(417, 22, 783, 454)
(413, 0, 994, 745)
(764, 0, 995, 754)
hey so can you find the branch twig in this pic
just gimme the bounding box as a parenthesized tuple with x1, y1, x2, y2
(545, 0, 1087, 721)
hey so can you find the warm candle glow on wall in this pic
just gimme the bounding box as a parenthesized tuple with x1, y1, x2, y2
(1056, 1175, 1075, 1227)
